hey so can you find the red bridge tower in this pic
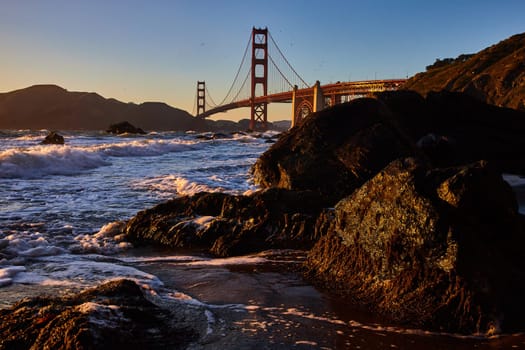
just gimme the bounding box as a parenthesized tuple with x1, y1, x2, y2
(250, 27, 268, 131)
(197, 81, 206, 115)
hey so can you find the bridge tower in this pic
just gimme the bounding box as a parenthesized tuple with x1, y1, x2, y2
(197, 81, 206, 115)
(250, 27, 268, 131)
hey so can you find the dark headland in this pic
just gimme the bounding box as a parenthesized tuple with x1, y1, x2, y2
(2, 32, 525, 347)
(0, 84, 290, 132)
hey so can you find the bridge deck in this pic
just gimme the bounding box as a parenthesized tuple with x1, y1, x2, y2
(196, 79, 406, 119)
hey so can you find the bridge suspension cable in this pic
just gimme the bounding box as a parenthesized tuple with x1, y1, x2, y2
(196, 28, 311, 114)
(192, 87, 197, 115)
(208, 32, 253, 107)
(267, 31, 310, 90)
(204, 85, 219, 109)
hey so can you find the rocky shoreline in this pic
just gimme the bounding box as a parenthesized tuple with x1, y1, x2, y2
(123, 90, 525, 335)
(3, 89, 525, 347)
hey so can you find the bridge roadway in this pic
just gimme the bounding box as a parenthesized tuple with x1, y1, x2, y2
(196, 79, 406, 120)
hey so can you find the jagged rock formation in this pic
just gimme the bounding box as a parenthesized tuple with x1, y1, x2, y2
(0, 279, 198, 349)
(404, 32, 525, 111)
(125, 189, 329, 257)
(305, 158, 525, 334)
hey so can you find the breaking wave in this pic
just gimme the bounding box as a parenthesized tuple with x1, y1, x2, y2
(0, 138, 199, 179)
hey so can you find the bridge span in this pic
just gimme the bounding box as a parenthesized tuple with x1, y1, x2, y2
(194, 27, 405, 130)
(197, 79, 405, 127)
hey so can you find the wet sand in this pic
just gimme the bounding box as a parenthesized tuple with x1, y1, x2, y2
(133, 249, 525, 349)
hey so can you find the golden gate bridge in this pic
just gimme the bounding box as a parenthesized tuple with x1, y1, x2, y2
(194, 27, 406, 130)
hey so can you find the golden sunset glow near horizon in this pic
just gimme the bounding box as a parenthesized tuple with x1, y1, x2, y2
(1, 0, 524, 121)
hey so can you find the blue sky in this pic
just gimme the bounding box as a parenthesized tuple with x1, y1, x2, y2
(1, 0, 524, 121)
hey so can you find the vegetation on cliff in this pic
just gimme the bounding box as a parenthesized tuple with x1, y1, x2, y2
(404, 32, 525, 111)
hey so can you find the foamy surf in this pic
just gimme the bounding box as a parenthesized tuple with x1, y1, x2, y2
(132, 175, 224, 198)
(0, 145, 109, 178)
(0, 137, 201, 179)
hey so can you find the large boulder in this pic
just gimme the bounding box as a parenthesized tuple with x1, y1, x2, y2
(376, 90, 525, 173)
(0, 279, 198, 349)
(305, 157, 525, 334)
(251, 98, 418, 204)
(252, 92, 525, 207)
(125, 188, 330, 257)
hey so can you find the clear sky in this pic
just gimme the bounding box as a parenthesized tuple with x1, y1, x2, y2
(1, 0, 524, 121)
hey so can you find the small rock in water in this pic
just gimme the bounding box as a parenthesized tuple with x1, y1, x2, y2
(106, 121, 146, 135)
(41, 131, 65, 145)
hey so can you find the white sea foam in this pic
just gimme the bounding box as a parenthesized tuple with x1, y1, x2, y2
(119, 252, 268, 267)
(132, 175, 224, 198)
(92, 138, 197, 157)
(77, 301, 122, 314)
(0, 145, 109, 178)
(73, 221, 132, 254)
(0, 137, 199, 179)
(12, 258, 164, 290)
(2, 232, 60, 259)
(0, 223, 133, 271)
(119, 255, 209, 264)
(185, 255, 268, 267)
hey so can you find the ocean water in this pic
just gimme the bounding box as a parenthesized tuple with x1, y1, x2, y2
(1, 129, 525, 349)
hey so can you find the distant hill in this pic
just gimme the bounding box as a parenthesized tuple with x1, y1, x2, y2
(404, 33, 525, 111)
(0, 85, 292, 132)
(0, 85, 207, 131)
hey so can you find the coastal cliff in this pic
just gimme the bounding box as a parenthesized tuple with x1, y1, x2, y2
(404, 32, 525, 111)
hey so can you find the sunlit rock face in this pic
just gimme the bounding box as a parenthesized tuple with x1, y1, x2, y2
(305, 158, 525, 335)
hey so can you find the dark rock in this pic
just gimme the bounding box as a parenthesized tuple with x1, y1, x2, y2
(0, 279, 198, 349)
(41, 131, 65, 145)
(251, 98, 418, 205)
(304, 157, 525, 334)
(125, 189, 330, 257)
(107, 121, 146, 134)
(251, 90, 525, 206)
(377, 90, 525, 174)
